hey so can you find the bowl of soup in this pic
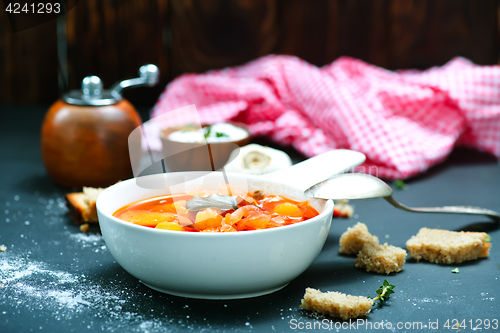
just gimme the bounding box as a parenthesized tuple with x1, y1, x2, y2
(96, 149, 366, 299)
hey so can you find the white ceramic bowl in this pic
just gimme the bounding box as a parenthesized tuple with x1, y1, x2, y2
(96, 150, 366, 299)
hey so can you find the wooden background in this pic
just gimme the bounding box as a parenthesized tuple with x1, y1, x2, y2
(1, 0, 499, 105)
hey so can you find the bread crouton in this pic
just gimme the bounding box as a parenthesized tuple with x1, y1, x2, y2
(333, 200, 354, 218)
(355, 243, 407, 274)
(66, 187, 104, 225)
(339, 222, 379, 255)
(300, 288, 374, 320)
(406, 227, 491, 264)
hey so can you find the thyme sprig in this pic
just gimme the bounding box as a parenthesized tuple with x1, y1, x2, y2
(204, 125, 212, 139)
(394, 179, 408, 190)
(370, 279, 395, 304)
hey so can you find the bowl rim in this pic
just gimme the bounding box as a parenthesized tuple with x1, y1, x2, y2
(96, 172, 334, 238)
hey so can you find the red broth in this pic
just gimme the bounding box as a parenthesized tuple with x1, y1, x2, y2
(113, 191, 319, 232)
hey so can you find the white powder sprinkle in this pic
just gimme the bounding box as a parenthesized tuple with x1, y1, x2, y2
(0, 253, 175, 332)
(46, 290, 91, 308)
(66, 231, 105, 249)
(2, 192, 254, 333)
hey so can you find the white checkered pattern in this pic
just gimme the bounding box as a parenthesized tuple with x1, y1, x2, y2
(152, 56, 500, 179)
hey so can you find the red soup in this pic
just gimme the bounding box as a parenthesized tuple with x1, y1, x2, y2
(113, 191, 319, 232)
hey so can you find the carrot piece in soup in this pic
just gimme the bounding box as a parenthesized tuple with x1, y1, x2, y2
(151, 200, 189, 215)
(244, 214, 271, 230)
(150, 203, 177, 214)
(118, 211, 177, 227)
(299, 202, 319, 219)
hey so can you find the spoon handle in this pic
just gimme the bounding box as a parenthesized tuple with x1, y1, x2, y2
(259, 149, 366, 192)
(384, 196, 500, 220)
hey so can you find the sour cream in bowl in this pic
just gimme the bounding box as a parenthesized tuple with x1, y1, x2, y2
(160, 122, 250, 172)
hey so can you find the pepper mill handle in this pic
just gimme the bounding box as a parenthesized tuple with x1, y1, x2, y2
(111, 64, 160, 99)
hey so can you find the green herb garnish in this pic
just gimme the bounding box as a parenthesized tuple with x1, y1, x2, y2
(394, 180, 408, 190)
(452, 268, 460, 274)
(181, 123, 195, 132)
(370, 280, 395, 304)
(485, 235, 491, 243)
(215, 132, 229, 138)
(204, 125, 212, 139)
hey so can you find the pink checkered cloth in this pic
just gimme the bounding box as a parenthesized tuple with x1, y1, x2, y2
(151, 55, 500, 179)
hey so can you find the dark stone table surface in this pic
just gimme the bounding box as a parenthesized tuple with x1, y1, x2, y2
(1, 104, 499, 332)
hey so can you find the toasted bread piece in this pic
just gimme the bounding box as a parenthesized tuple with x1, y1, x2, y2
(333, 200, 354, 218)
(66, 192, 90, 225)
(66, 187, 104, 225)
(339, 222, 379, 255)
(355, 242, 407, 274)
(300, 288, 374, 320)
(406, 227, 491, 264)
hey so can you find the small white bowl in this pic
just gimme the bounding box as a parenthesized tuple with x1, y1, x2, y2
(96, 150, 366, 299)
(159, 122, 250, 172)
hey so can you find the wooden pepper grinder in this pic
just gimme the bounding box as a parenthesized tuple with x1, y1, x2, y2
(41, 65, 159, 188)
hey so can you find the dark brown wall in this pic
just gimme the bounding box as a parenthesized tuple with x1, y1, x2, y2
(0, 11, 58, 103)
(1, 0, 499, 104)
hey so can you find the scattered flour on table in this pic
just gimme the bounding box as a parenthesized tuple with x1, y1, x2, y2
(0, 247, 244, 332)
(5, 195, 68, 225)
(2, 193, 255, 332)
(0, 252, 173, 332)
(481, 292, 495, 301)
(66, 231, 106, 251)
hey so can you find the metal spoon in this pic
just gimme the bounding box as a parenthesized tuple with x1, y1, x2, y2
(304, 173, 500, 220)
